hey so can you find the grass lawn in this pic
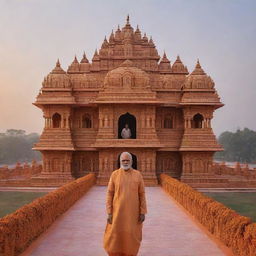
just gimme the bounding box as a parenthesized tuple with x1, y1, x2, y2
(0, 191, 47, 218)
(204, 192, 256, 222)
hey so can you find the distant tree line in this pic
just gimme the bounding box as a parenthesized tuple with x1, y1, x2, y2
(0, 129, 41, 165)
(214, 128, 256, 163)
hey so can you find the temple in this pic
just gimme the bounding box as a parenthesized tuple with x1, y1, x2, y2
(33, 16, 224, 186)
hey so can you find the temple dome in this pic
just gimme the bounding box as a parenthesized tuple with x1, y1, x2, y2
(103, 60, 150, 89)
(171, 56, 189, 74)
(183, 60, 214, 89)
(42, 60, 71, 88)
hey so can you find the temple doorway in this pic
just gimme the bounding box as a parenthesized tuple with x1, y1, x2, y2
(118, 112, 136, 139)
(117, 153, 137, 169)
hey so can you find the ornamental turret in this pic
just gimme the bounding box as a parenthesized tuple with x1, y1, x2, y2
(134, 25, 142, 41)
(183, 60, 214, 89)
(91, 49, 100, 71)
(158, 52, 172, 73)
(42, 59, 70, 88)
(181, 59, 222, 107)
(67, 56, 80, 74)
(171, 55, 189, 74)
(80, 52, 90, 73)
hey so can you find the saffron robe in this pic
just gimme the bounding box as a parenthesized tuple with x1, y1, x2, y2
(103, 168, 147, 256)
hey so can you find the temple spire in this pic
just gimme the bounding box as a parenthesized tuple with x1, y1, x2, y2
(171, 55, 189, 74)
(191, 59, 206, 75)
(135, 25, 140, 33)
(51, 59, 65, 74)
(126, 14, 130, 25)
(163, 51, 167, 59)
(109, 29, 114, 43)
(81, 52, 89, 63)
(92, 48, 100, 61)
(73, 55, 78, 63)
(56, 59, 60, 67)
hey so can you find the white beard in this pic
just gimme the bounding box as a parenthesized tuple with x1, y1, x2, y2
(121, 163, 132, 170)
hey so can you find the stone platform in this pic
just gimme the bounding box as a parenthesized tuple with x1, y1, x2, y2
(21, 186, 233, 256)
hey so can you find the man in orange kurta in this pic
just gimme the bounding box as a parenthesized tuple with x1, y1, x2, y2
(103, 152, 147, 256)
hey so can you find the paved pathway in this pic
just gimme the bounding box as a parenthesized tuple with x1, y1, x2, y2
(21, 186, 230, 256)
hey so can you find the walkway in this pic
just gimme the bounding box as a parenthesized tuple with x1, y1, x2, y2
(21, 186, 230, 256)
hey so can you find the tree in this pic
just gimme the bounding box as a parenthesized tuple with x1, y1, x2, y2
(0, 130, 41, 165)
(215, 128, 256, 163)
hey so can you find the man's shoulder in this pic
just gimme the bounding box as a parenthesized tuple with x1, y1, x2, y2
(110, 169, 121, 177)
(132, 169, 143, 178)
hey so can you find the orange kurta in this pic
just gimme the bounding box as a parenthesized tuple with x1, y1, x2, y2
(103, 168, 147, 256)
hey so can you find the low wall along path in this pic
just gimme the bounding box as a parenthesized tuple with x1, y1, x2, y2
(1, 173, 255, 256)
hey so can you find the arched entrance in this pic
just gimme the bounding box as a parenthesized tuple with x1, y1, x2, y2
(118, 112, 136, 139)
(191, 113, 204, 128)
(117, 153, 137, 170)
(52, 113, 61, 128)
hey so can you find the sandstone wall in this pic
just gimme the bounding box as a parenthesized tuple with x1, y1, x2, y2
(212, 162, 256, 179)
(0, 161, 42, 180)
(0, 173, 96, 256)
(160, 174, 256, 256)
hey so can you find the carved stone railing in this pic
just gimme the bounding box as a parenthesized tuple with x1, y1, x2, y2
(0, 173, 96, 256)
(212, 162, 256, 179)
(0, 161, 42, 180)
(160, 174, 256, 256)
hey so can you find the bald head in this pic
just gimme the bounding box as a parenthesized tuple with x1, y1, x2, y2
(120, 152, 133, 171)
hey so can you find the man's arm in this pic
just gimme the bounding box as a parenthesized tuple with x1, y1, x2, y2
(139, 174, 147, 216)
(106, 174, 115, 224)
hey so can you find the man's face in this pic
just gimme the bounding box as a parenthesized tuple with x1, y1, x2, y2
(120, 154, 132, 170)
(125, 124, 129, 129)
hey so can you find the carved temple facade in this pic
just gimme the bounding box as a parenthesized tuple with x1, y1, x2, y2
(33, 16, 224, 186)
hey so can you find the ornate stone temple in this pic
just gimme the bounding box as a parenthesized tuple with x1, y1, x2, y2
(33, 16, 224, 186)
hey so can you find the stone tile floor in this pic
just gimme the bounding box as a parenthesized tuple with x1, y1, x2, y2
(21, 186, 231, 256)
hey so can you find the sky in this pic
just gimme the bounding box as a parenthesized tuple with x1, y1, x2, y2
(0, 0, 255, 136)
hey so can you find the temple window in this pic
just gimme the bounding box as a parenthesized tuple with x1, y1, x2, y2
(118, 112, 136, 139)
(163, 116, 173, 129)
(82, 114, 92, 128)
(191, 113, 204, 128)
(52, 113, 61, 128)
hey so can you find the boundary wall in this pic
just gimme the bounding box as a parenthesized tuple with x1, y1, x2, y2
(160, 174, 256, 256)
(0, 173, 96, 256)
(0, 161, 42, 180)
(212, 162, 256, 179)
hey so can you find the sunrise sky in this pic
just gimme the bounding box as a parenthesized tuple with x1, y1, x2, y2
(0, 0, 255, 136)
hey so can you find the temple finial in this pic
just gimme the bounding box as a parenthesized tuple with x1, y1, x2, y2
(126, 14, 130, 25)
(73, 55, 78, 63)
(56, 59, 60, 67)
(191, 58, 205, 75)
(81, 52, 89, 63)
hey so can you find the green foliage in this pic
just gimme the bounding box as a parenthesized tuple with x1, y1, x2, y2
(0, 129, 41, 165)
(215, 128, 256, 163)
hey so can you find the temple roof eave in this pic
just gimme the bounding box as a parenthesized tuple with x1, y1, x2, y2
(179, 147, 224, 152)
(180, 102, 224, 107)
(32, 147, 75, 151)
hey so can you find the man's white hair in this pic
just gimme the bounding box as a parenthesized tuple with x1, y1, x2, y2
(120, 152, 133, 163)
